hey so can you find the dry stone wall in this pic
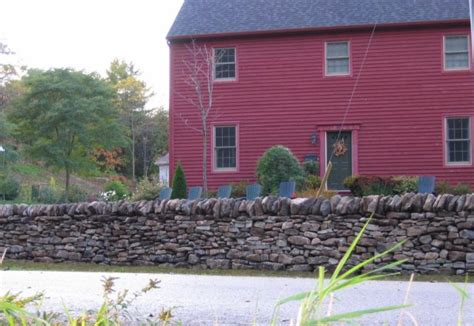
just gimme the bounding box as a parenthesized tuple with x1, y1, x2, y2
(2, 193, 474, 274)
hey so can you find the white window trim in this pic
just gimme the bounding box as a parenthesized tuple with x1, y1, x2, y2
(213, 125, 238, 172)
(325, 41, 350, 76)
(213, 48, 237, 81)
(445, 117, 472, 166)
(443, 35, 471, 71)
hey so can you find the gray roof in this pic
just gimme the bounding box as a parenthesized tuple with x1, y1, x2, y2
(168, 0, 469, 39)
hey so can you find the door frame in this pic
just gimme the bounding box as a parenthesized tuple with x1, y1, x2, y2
(318, 125, 360, 190)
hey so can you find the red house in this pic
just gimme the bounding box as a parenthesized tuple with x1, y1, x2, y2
(167, 0, 474, 191)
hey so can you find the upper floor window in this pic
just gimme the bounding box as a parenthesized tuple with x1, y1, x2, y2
(326, 41, 350, 76)
(214, 48, 236, 80)
(444, 35, 470, 70)
(446, 117, 471, 165)
(214, 126, 237, 170)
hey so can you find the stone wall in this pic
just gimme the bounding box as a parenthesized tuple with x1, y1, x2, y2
(1, 193, 474, 274)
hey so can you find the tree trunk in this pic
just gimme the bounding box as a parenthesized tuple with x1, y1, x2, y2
(131, 111, 136, 182)
(65, 163, 70, 202)
(203, 126, 208, 196)
(143, 135, 148, 178)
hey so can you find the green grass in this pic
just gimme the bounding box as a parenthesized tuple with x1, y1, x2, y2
(12, 163, 43, 176)
(4, 260, 316, 278)
(2, 260, 469, 283)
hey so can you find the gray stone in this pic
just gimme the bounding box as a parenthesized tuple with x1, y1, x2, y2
(460, 230, 474, 240)
(449, 251, 466, 261)
(206, 259, 230, 269)
(330, 195, 342, 212)
(288, 236, 310, 246)
(423, 194, 436, 212)
(466, 253, 474, 264)
(290, 198, 306, 215)
(419, 235, 432, 244)
(320, 200, 331, 216)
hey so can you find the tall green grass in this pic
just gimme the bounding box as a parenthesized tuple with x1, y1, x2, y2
(272, 216, 409, 325)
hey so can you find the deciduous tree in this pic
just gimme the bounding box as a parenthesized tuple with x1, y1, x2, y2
(178, 40, 219, 195)
(107, 59, 152, 182)
(8, 68, 126, 199)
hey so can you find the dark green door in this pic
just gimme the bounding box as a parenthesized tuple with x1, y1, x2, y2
(327, 131, 352, 190)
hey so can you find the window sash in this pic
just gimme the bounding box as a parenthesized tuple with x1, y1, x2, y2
(444, 36, 469, 70)
(446, 118, 471, 164)
(214, 48, 236, 80)
(445, 36, 468, 53)
(214, 126, 237, 169)
(326, 42, 349, 58)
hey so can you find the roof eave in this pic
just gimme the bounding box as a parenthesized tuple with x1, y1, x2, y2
(167, 18, 470, 42)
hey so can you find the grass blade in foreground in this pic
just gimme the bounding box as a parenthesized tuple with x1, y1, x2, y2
(273, 214, 409, 325)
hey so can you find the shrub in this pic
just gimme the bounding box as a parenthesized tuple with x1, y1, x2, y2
(104, 180, 129, 201)
(343, 176, 396, 197)
(171, 162, 187, 199)
(304, 174, 322, 190)
(297, 188, 336, 199)
(453, 183, 472, 195)
(303, 160, 320, 176)
(31, 184, 88, 204)
(34, 186, 57, 204)
(0, 176, 20, 200)
(206, 190, 217, 198)
(61, 185, 88, 203)
(132, 178, 162, 201)
(256, 146, 304, 195)
(436, 180, 453, 194)
(230, 181, 249, 198)
(392, 176, 418, 194)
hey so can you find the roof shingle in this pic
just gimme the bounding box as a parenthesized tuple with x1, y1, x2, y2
(168, 0, 469, 39)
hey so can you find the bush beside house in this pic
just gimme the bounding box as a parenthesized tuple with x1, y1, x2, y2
(256, 146, 304, 195)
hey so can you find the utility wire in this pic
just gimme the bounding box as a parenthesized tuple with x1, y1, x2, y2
(327, 24, 377, 164)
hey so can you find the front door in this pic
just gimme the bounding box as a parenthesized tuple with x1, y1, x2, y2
(326, 131, 352, 190)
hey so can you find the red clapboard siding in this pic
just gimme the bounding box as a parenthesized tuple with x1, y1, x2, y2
(169, 23, 474, 191)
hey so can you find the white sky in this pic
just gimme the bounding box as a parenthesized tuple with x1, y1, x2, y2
(0, 0, 184, 109)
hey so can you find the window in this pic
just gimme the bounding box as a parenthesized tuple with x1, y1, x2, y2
(444, 35, 470, 70)
(326, 41, 350, 75)
(446, 117, 471, 164)
(214, 126, 237, 170)
(214, 48, 236, 80)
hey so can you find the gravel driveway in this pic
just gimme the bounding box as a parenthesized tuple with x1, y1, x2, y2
(0, 270, 472, 325)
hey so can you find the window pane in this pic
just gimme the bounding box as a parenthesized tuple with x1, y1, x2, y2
(327, 58, 349, 74)
(446, 36, 468, 52)
(327, 42, 348, 58)
(449, 140, 470, 162)
(216, 148, 236, 168)
(215, 63, 236, 79)
(446, 53, 469, 69)
(447, 118, 470, 140)
(215, 48, 235, 64)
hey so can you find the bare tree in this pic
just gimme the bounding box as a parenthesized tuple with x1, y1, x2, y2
(179, 40, 220, 195)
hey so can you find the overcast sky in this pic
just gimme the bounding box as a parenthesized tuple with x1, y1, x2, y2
(0, 0, 184, 109)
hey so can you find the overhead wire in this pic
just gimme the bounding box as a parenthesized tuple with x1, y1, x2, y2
(327, 23, 378, 165)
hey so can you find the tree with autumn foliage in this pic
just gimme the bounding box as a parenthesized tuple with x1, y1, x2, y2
(107, 59, 152, 182)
